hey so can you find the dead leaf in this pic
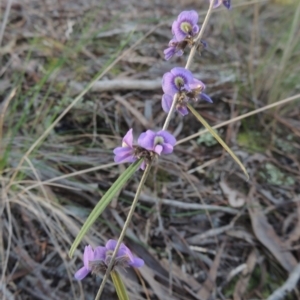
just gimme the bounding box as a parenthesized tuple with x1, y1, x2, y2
(197, 243, 225, 300)
(233, 249, 257, 300)
(220, 180, 245, 207)
(284, 196, 300, 246)
(248, 188, 297, 273)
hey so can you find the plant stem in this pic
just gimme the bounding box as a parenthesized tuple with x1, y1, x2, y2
(185, 0, 215, 70)
(161, 0, 215, 131)
(94, 163, 152, 300)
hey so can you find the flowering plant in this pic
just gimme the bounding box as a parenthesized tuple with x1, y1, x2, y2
(69, 1, 250, 299)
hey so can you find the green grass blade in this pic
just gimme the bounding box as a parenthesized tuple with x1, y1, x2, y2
(69, 159, 143, 258)
(187, 103, 249, 180)
(111, 271, 130, 300)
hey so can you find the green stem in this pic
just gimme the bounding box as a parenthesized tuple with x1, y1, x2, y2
(111, 271, 130, 300)
(95, 163, 152, 300)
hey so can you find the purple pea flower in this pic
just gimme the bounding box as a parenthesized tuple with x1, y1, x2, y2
(164, 38, 184, 61)
(74, 245, 95, 280)
(162, 67, 194, 96)
(212, 0, 231, 9)
(113, 129, 136, 164)
(138, 130, 176, 155)
(74, 241, 144, 280)
(162, 94, 188, 116)
(161, 68, 212, 115)
(92, 240, 144, 270)
(172, 10, 200, 42)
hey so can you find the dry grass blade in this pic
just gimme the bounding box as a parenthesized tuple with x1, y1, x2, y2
(0, 87, 16, 157)
(177, 94, 300, 145)
(187, 103, 249, 180)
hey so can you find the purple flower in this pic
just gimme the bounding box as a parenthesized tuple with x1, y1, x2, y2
(162, 94, 188, 116)
(94, 239, 144, 269)
(138, 130, 176, 155)
(74, 245, 95, 280)
(162, 67, 194, 96)
(212, 0, 231, 9)
(161, 68, 212, 115)
(74, 241, 144, 280)
(172, 10, 199, 42)
(164, 38, 184, 61)
(113, 129, 136, 164)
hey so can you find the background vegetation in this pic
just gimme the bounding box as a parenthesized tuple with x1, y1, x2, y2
(1, 0, 300, 299)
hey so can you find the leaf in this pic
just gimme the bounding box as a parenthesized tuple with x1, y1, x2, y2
(69, 159, 142, 258)
(197, 243, 225, 299)
(187, 104, 249, 180)
(233, 249, 257, 300)
(111, 271, 130, 300)
(248, 187, 297, 273)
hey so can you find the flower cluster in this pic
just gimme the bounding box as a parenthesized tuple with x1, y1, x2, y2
(164, 10, 199, 60)
(113, 128, 176, 169)
(162, 67, 212, 116)
(74, 240, 144, 280)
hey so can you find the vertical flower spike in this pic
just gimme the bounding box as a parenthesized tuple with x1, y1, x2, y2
(138, 130, 176, 155)
(172, 10, 200, 42)
(74, 245, 95, 280)
(212, 0, 231, 9)
(113, 129, 137, 164)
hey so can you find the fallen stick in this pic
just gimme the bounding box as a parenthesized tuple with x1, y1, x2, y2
(70, 79, 161, 93)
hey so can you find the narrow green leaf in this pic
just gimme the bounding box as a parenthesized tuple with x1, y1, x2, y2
(188, 104, 249, 180)
(69, 159, 142, 258)
(111, 271, 130, 300)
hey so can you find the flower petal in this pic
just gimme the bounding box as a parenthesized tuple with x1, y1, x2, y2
(105, 239, 118, 251)
(189, 78, 206, 91)
(154, 144, 163, 155)
(138, 130, 156, 151)
(178, 106, 189, 116)
(162, 72, 178, 95)
(94, 246, 107, 261)
(162, 94, 173, 113)
(157, 131, 177, 146)
(162, 143, 174, 154)
(164, 47, 176, 61)
(129, 257, 144, 268)
(178, 10, 198, 24)
(74, 267, 90, 280)
(114, 147, 136, 163)
(122, 129, 133, 147)
(200, 93, 213, 103)
(83, 245, 94, 268)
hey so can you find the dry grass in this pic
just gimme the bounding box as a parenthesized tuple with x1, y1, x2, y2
(1, 0, 300, 299)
